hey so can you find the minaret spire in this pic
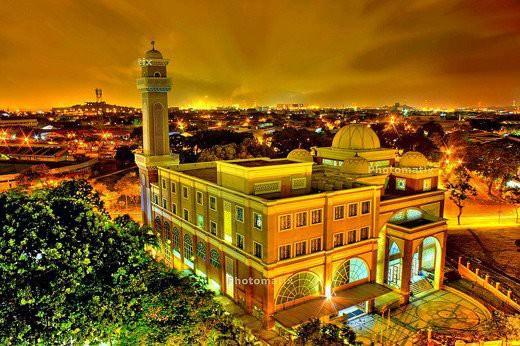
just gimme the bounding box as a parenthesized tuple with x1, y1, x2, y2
(151, 40, 155, 51)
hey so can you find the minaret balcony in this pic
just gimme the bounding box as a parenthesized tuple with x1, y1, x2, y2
(137, 77, 172, 92)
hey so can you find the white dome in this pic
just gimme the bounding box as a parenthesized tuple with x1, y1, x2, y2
(287, 149, 313, 162)
(332, 124, 381, 150)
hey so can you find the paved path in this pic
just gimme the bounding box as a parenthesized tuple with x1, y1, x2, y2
(350, 290, 489, 345)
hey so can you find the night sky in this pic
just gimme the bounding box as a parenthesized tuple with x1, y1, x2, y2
(1, 0, 520, 110)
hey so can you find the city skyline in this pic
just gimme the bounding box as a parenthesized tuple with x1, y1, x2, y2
(1, 0, 520, 110)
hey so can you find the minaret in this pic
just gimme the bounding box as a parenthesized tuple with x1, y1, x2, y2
(135, 42, 179, 225)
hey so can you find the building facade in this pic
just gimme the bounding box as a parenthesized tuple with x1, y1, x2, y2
(137, 47, 447, 330)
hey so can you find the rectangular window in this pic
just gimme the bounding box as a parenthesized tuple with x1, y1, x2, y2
(279, 244, 291, 260)
(183, 209, 189, 222)
(196, 191, 203, 205)
(235, 206, 244, 222)
(253, 212, 262, 230)
(295, 241, 306, 257)
(162, 179, 167, 189)
(311, 209, 322, 224)
(295, 211, 308, 227)
(361, 201, 371, 215)
(348, 230, 357, 244)
(236, 233, 244, 250)
(209, 195, 217, 211)
(253, 242, 263, 259)
(279, 214, 292, 231)
(153, 194, 158, 205)
(171, 182, 176, 193)
(348, 203, 358, 217)
(333, 233, 344, 247)
(162, 198, 167, 209)
(333, 205, 345, 220)
(172, 203, 177, 215)
(196, 214, 204, 228)
(210, 221, 217, 236)
(423, 178, 432, 191)
(310, 238, 322, 253)
(396, 178, 406, 191)
(182, 186, 189, 199)
(360, 226, 370, 240)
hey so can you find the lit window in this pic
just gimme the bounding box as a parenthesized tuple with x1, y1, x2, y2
(360, 226, 370, 240)
(348, 203, 358, 217)
(348, 230, 357, 244)
(311, 209, 322, 224)
(196, 214, 204, 228)
(333, 233, 344, 247)
(210, 249, 220, 268)
(334, 205, 345, 220)
(423, 178, 432, 191)
(236, 233, 245, 250)
(254, 242, 263, 259)
(210, 221, 217, 236)
(253, 212, 262, 230)
(295, 211, 307, 227)
(279, 244, 291, 260)
(209, 196, 217, 211)
(279, 214, 292, 231)
(196, 191, 204, 205)
(235, 206, 244, 222)
(295, 241, 306, 256)
(184, 234, 193, 260)
(310, 238, 321, 253)
(361, 201, 371, 215)
(197, 242, 207, 260)
(396, 178, 406, 191)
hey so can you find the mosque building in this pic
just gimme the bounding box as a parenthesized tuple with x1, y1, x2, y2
(136, 45, 447, 330)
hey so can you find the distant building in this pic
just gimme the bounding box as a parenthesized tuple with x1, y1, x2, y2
(137, 47, 447, 330)
(52, 101, 139, 116)
(0, 118, 38, 127)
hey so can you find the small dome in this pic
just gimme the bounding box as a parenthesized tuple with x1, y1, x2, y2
(342, 154, 370, 175)
(332, 124, 381, 150)
(287, 149, 313, 162)
(399, 151, 428, 168)
(145, 49, 163, 59)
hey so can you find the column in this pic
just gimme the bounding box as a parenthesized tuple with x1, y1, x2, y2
(399, 240, 414, 304)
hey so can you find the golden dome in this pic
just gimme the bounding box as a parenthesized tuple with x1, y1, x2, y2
(332, 124, 381, 150)
(399, 151, 428, 168)
(145, 49, 163, 59)
(287, 149, 313, 162)
(341, 154, 370, 175)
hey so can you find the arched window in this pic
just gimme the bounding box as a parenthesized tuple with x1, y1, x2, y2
(172, 227, 180, 250)
(276, 272, 322, 306)
(163, 222, 171, 256)
(210, 249, 220, 268)
(389, 242, 401, 256)
(184, 234, 193, 260)
(154, 216, 162, 232)
(154, 71, 161, 77)
(197, 242, 207, 260)
(332, 258, 369, 288)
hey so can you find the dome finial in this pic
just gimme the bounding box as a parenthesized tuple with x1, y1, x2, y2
(151, 40, 156, 51)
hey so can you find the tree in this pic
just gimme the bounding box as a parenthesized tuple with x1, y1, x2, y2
(270, 127, 331, 158)
(296, 318, 357, 345)
(502, 186, 520, 223)
(114, 172, 140, 208)
(0, 180, 248, 344)
(446, 166, 477, 225)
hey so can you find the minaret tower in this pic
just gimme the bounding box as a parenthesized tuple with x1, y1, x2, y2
(135, 42, 179, 225)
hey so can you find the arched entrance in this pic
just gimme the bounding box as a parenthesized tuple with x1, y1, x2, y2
(387, 241, 403, 288)
(410, 236, 443, 295)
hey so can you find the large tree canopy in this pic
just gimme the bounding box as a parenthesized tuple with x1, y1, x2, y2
(0, 180, 247, 345)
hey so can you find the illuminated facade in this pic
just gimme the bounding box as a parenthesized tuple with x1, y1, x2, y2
(138, 48, 447, 330)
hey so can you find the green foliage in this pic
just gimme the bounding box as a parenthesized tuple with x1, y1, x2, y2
(446, 166, 477, 225)
(0, 180, 247, 345)
(296, 318, 357, 345)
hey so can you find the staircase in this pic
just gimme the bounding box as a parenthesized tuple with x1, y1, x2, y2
(411, 278, 433, 297)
